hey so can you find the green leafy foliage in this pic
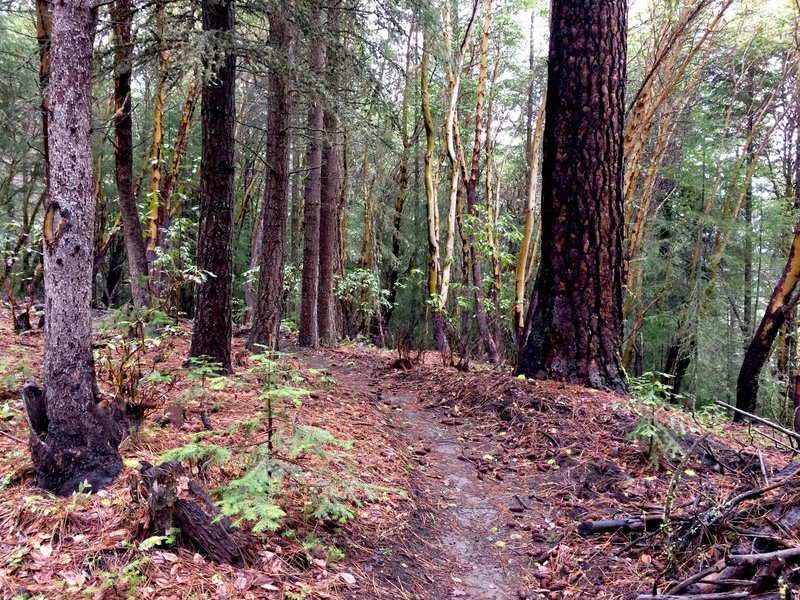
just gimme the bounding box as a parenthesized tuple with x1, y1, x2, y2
(157, 349, 401, 536)
(160, 443, 232, 466)
(625, 373, 686, 468)
(95, 306, 176, 413)
(216, 456, 287, 532)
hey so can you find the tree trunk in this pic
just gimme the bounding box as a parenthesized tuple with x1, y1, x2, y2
(736, 216, 800, 419)
(515, 0, 628, 392)
(189, 0, 236, 371)
(130, 461, 256, 566)
(514, 94, 545, 338)
(144, 0, 167, 273)
(420, 25, 448, 353)
(318, 10, 340, 347)
(463, 0, 497, 363)
(32, 0, 123, 496)
(247, 7, 292, 352)
(298, 10, 326, 349)
(289, 143, 302, 269)
(112, 0, 149, 308)
(161, 76, 200, 212)
(35, 0, 52, 189)
(385, 25, 415, 327)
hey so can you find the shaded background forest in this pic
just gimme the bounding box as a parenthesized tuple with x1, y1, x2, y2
(1, 0, 799, 421)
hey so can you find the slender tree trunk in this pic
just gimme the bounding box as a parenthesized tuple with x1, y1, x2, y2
(743, 105, 755, 340)
(144, 0, 168, 268)
(515, 0, 628, 392)
(439, 0, 476, 314)
(112, 0, 149, 308)
(463, 0, 497, 363)
(385, 25, 415, 326)
(289, 143, 302, 269)
(317, 9, 340, 347)
(32, 0, 122, 495)
(243, 199, 264, 326)
(514, 94, 545, 339)
(161, 76, 200, 211)
(35, 0, 52, 189)
(336, 129, 350, 338)
(190, 0, 236, 371)
(484, 55, 504, 349)
(298, 10, 326, 348)
(737, 92, 800, 418)
(247, 7, 292, 352)
(421, 25, 448, 352)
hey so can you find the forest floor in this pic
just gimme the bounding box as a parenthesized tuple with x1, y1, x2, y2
(0, 311, 797, 599)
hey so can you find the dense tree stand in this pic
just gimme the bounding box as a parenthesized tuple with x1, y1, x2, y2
(515, 0, 627, 392)
(32, 0, 122, 495)
(189, 0, 236, 372)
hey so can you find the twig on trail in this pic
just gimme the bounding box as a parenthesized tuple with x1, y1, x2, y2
(677, 469, 800, 552)
(727, 546, 800, 566)
(664, 559, 726, 594)
(750, 426, 797, 453)
(0, 428, 23, 444)
(578, 515, 667, 535)
(636, 592, 750, 599)
(713, 399, 800, 444)
(728, 526, 795, 548)
(615, 526, 662, 556)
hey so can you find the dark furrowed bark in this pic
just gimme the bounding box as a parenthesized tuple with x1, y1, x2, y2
(247, 6, 293, 353)
(318, 9, 340, 347)
(515, 0, 628, 393)
(298, 9, 326, 349)
(113, 0, 150, 308)
(190, 0, 236, 371)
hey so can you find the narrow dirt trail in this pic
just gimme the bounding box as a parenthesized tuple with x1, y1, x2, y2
(296, 346, 792, 600)
(298, 349, 533, 600)
(382, 391, 520, 599)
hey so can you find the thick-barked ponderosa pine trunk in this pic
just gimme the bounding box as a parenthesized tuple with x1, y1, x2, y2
(515, 0, 628, 392)
(31, 0, 123, 495)
(190, 0, 236, 371)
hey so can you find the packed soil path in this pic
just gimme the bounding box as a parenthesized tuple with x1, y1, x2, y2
(294, 346, 795, 600)
(298, 349, 535, 599)
(379, 391, 521, 599)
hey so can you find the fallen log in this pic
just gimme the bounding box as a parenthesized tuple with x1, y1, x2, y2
(577, 514, 666, 535)
(130, 460, 256, 566)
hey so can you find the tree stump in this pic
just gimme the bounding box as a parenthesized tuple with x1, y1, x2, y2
(130, 461, 256, 566)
